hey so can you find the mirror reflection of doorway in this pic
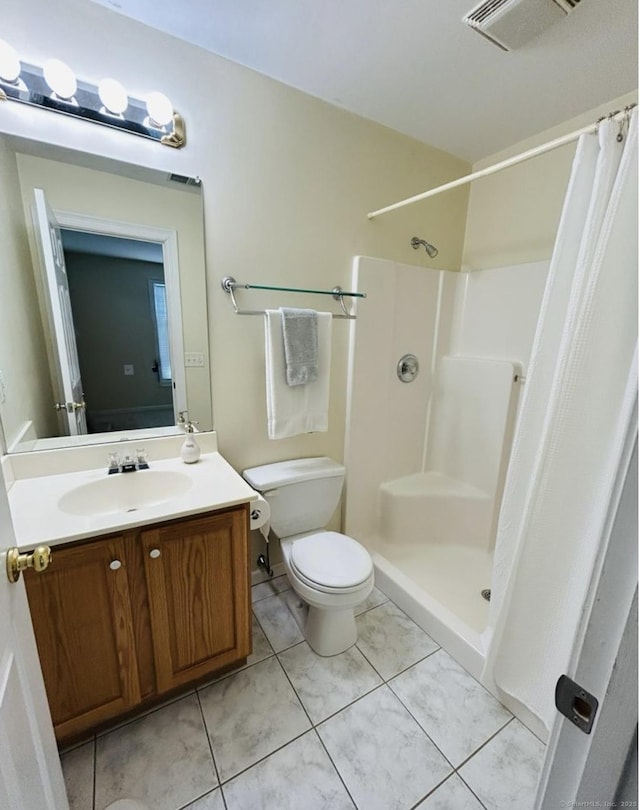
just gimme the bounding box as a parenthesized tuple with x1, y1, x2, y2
(60, 230, 174, 434)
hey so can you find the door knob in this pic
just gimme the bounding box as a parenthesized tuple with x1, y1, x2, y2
(6, 545, 52, 583)
(55, 401, 86, 413)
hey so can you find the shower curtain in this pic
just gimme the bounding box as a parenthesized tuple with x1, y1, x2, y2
(484, 110, 638, 732)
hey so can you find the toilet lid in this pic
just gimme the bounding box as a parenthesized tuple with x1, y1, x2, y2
(290, 531, 372, 589)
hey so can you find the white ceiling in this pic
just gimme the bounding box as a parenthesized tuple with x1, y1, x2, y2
(88, 0, 637, 161)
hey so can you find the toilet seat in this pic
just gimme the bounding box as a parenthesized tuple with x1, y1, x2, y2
(289, 531, 373, 593)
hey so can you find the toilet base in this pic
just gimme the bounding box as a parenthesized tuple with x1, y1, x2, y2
(305, 605, 358, 657)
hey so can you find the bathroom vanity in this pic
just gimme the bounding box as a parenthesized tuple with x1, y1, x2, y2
(2, 433, 256, 745)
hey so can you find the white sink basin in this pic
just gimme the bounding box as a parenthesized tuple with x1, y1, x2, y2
(57, 470, 193, 517)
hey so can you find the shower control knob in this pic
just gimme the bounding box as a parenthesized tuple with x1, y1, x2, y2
(397, 354, 419, 383)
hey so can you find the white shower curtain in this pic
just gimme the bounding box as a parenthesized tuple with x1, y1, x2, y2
(484, 110, 638, 732)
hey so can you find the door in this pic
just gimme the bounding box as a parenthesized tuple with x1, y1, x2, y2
(32, 188, 87, 436)
(142, 507, 251, 693)
(0, 463, 69, 808)
(25, 536, 141, 744)
(535, 436, 638, 806)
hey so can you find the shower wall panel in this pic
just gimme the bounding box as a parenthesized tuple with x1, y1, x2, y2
(345, 258, 548, 544)
(344, 256, 452, 539)
(450, 261, 549, 369)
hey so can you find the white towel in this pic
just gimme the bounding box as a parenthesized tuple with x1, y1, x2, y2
(265, 309, 332, 439)
(280, 307, 318, 386)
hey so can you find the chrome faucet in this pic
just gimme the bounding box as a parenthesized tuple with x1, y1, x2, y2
(178, 411, 198, 433)
(107, 448, 149, 474)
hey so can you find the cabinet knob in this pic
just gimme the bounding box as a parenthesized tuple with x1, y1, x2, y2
(149, 548, 161, 559)
(109, 560, 122, 570)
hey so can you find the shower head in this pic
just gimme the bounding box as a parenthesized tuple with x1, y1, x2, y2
(410, 236, 439, 258)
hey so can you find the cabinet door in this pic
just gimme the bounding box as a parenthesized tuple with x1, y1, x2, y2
(24, 536, 141, 742)
(141, 507, 250, 694)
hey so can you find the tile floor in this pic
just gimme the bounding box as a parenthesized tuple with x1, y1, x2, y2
(61, 577, 546, 810)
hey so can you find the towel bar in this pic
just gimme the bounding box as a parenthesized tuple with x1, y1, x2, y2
(221, 276, 366, 319)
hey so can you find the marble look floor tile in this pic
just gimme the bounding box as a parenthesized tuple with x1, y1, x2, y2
(184, 787, 226, 810)
(415, 774, 485, 809)
(318, 686, 452, 810)
(222, 731, 355, 810)
(459, 719, 546, 810)
(247, 614, 275, 665)
(94, 693, 216, 810)
(60, 740, 94, 810)
(199, 656, 311, 782)
(252, 592, 304, 652)
(390, 649, 512, 766)
(279, 641, 382, 723)
(251, 574, 291, 603)
(356, 601, 439, 680)
(354, 585, 389, 616)
(96, 690, 196, 738)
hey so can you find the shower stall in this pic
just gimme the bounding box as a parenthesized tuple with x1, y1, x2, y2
(344, 255, 548, 679)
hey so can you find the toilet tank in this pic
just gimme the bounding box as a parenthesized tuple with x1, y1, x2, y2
(243, 457, 346, 538)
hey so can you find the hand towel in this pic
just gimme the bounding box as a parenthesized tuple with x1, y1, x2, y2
(280, 307, 318, 386)
(265, 310, 332, 439)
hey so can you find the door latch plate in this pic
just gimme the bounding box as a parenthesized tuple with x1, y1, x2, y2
(555, 674, 599, 734)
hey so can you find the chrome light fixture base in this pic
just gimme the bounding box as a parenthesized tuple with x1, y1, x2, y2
(0, 60, 186, 149)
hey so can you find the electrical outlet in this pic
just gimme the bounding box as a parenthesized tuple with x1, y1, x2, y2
(184, 352, 205, 367)
(0, 369, 6, 404)
(123, 364, 134, 376)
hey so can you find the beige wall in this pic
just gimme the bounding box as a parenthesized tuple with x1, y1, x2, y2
(0, 140, 56, 447)
(1, 0, 471, 479)
(462, 91, 638, 270)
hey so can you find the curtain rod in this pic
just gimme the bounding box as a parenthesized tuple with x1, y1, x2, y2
(367, 105, 637, 219)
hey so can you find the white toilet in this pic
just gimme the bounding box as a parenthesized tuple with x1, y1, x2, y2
(243, 457, 374, 656)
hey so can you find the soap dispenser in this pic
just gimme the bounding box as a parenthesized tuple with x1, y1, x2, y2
(178, 411, 201, 464)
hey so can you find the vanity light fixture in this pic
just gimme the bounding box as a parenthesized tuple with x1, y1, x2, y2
(98, 77, 128, 117)
(0, 40, 186, 148)
(43, 58, 78, 103)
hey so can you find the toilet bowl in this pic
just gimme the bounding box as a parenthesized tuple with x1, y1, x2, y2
(242, 457, 374, 656)
(281, 530, 374, 656)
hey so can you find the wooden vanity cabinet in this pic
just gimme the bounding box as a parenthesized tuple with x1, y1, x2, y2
(24, 535, 141, 742)
(24, 504, 251, 744)
(141, 509, 251, 693)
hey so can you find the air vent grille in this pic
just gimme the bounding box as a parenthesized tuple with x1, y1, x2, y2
(467, 0, 512, 24)
(463, 0, 579, 51)
(168, 173, 202, 187)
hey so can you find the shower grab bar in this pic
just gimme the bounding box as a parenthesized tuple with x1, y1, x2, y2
(221, 276, 366, 319)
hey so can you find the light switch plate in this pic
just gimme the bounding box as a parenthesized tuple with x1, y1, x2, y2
(184, 352, 205, 367)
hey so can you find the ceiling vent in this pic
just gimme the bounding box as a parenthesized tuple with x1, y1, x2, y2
(168, 173, 202, 187)
(463, 0, 581, 51)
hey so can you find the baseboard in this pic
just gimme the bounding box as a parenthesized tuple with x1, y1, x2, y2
(251, 562, 287, 586)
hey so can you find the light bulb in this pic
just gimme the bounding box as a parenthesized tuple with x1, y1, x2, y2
(146, 91, 173, 127)
(43, 58, 77, 100)
(0, 39, 20, 83)
(98, 77, 128, 115)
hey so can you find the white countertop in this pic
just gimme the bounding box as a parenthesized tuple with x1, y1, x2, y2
(7, 451, 258, 550)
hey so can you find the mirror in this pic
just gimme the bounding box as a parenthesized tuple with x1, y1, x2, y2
(0, 133, 212, 453)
